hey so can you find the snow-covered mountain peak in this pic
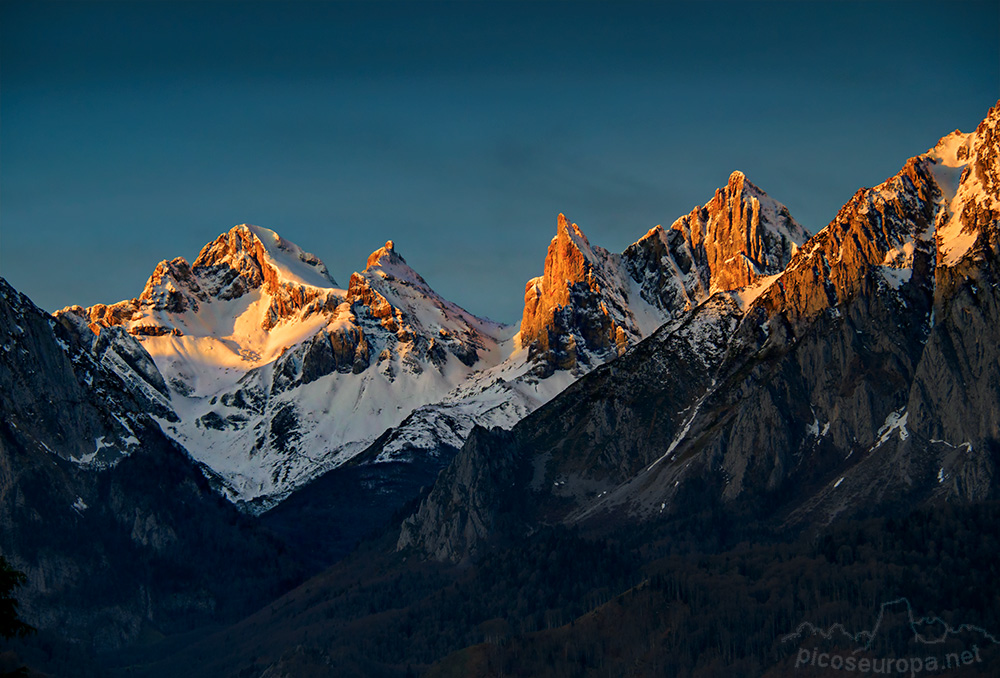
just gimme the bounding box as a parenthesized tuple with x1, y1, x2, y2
(129, 257, 206, 328)
(56, 225, 349, 403)
(53, 226, 514, 505)
(191, 224, 337, 300)
(750, 103, 1000, 324)
(965, 100, 1000, 197)
(348, 239, 509, 373)
(246, 224, 337, 287)
(927, 130, 974, 168)
(62, 224, 345, 345)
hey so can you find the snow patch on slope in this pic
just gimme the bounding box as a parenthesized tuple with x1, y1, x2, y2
(735, 273, 782, 310)
(873, 409, 909, 449)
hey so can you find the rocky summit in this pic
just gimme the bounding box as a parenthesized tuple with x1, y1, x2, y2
(518, 174, 807, 374)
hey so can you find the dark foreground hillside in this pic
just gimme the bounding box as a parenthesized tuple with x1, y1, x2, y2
(114, 501, 999, 678)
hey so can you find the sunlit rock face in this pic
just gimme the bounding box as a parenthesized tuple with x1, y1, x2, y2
(66, 224, 341, 337)
(518, 174, 807, 374)
(669, 170, 807, 293)
(518, 214, 632, 371)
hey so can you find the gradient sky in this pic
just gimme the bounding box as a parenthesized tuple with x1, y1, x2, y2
(2, 1, 998, 324)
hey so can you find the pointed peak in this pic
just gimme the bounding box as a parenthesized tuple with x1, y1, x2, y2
(629, 224, 667, 252)
(244, 224, 336, 286)
(554, 212, 592, 254)
(366, 240, 407, 270)
(195, 224, 251, 260)
(361, 239, 431, 290)
(140, 257, 198, 299)
(722, 170, 770, 201)
(194, 224, 265, 265)
(193, 224, 336, 288)
(708, 171, 802, 234)
(661, 170, 810, 294)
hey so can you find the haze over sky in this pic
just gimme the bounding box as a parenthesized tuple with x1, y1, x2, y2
(2, 1, 998, 324)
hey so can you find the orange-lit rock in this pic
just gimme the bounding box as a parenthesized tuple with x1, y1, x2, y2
(517, 214, 625, 369)
(518, 177, 807, 373)
(668, 170, 805, 295)
(757, 157, 942, 325)
(192, 225, 335, 331)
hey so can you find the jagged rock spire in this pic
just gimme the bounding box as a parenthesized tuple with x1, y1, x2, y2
(518, 177, 807, 373)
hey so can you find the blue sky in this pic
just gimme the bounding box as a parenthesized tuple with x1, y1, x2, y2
(2, 1, 997, 323)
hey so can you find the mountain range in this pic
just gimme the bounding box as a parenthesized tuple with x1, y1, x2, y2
(50, 167, 806, 515)
(0, 100, 997, 677)
(401, 102, 1000, 563)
